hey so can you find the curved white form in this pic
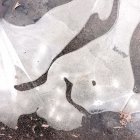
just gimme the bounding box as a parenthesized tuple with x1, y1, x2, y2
(32, 0, 140, 130)
(0, 0, 114, 130)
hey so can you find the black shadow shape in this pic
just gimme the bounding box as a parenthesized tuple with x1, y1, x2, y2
(64, 77, 91, 117)
(130, 23, 140, 93)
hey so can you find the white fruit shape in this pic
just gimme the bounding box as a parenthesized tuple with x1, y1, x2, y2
(34, 0, 140, 130)
(0, 0, 114, 129)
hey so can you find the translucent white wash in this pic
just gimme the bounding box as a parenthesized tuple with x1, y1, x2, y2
(0, 0, 114, 130)
(0, 0, 113, 84)
(33, 0, 140, 130)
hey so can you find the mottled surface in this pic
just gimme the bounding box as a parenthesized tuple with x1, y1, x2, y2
(1, 0, 140, 139)
(0, 112, 140, 140)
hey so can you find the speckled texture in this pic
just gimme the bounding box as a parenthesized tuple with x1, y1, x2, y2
(1, 0, 140, 139)
(0, 112, 140, 140)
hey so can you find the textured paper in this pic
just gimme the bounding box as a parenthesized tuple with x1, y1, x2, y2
(1, 0, 140, 131)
